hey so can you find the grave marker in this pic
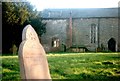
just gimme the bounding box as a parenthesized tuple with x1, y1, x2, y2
(18, 24, 51, 79)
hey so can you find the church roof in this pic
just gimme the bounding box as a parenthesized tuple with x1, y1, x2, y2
(41, 8, 118, 18)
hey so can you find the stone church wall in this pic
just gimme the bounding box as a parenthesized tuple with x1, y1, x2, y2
(41, 19, 68, 52)
(41, 18, 118, 52)
(72, 18, 99, 51)
(99, 18, 118, 51)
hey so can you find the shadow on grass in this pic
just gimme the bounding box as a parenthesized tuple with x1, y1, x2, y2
(56, 73, 120, 81)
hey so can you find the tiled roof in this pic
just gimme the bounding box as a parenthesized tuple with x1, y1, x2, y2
(41, 8, 118, 18)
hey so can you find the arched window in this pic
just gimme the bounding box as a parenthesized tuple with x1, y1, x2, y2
(90, 24, 97, 43)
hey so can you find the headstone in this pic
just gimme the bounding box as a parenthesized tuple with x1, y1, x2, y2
(18, 24, 51, 79)
(13, 44, 18, 55)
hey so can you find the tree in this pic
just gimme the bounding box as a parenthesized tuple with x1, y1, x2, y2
(2, 2, 46, 54)
(28, 12, 46, 36)
(2, 2, 30, 25)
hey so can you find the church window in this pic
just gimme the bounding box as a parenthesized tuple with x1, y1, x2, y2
(90, 24, 97, 43)
(52, 38, 60, 47)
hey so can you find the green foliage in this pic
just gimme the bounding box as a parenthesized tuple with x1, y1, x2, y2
(3, 2, 30, 25)
(28, 12, 46, 36)
(2, 2, 46, 53)
(3, 2, 46, 35)
(2, 53, 120, 80)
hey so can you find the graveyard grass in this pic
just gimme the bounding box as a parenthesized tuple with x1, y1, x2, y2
(2, 53, 120, 80)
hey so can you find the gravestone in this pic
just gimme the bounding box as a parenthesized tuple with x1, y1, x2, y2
(12, 44, 18, 55)
(18, 24, 51, 79)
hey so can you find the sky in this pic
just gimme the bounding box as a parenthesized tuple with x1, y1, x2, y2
(27, 0, 120, 11)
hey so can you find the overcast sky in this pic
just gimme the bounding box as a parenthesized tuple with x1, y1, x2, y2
(27, 0, 120, 11)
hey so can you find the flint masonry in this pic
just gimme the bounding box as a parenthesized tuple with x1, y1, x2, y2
(40, 8, 119, 52)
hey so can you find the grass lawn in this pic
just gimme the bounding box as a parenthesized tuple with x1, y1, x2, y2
(1, 53, 120, 80)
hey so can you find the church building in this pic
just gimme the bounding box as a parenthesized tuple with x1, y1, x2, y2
(40, 8, 119, 52)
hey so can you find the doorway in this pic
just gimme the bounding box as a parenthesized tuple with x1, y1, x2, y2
(108, 38, 116, 52)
